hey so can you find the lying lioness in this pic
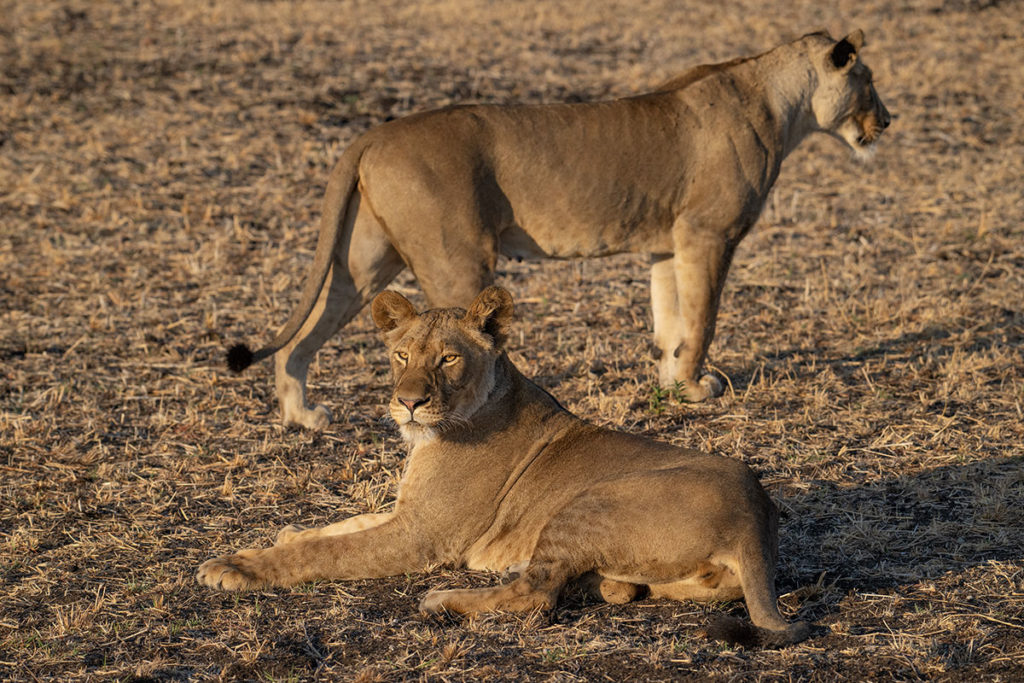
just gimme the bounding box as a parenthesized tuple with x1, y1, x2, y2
(226, 30, 890, 429)
(200, 287, 810, 647)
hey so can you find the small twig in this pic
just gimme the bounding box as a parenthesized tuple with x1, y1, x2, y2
(952, 613, 1024, 631)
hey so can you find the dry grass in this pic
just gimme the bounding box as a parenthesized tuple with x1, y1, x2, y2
(2, 0, 1023, 680)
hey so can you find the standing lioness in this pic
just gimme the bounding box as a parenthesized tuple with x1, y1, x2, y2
(228, 30, 890, 429)
(201, 287, 810, 647)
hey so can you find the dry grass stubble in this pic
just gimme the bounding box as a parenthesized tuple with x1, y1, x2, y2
(2, 0, 1023, 679)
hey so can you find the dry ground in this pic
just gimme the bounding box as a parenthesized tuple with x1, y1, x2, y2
(2, 0, 1023, 680)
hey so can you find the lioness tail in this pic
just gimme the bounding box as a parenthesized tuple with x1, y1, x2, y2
(226, 343, 257, 373)
(224, 138, 370, 373)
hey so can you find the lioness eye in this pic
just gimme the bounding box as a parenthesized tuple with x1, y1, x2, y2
(442, 354, 459, 365)
(395, 351, 408, 363)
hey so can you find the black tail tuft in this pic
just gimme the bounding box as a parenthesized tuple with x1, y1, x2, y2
(705, 615, 811, 649)
(226, 343, 255, 373)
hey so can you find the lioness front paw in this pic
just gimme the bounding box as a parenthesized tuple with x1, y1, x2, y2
(196, 549, 271, 591)
(418, 589, 455, 615)
(283, 404, 332, 430)
(275, 524, 309, 546)
(681, 374, 723, 402)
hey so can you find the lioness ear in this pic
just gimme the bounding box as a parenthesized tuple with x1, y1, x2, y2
(464, 286, 515, 348)
(371, 290, 418, 333)
(829, 30, 864, 69)
(845, 29, 865, 51)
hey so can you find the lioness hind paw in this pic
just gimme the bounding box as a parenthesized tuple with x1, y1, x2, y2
(500, 561, 528, 582)
(596, 579, 642, 605)
(282, 404, 332, 430)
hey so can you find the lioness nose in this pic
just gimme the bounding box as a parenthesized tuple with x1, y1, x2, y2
(398, 396, 428, 414)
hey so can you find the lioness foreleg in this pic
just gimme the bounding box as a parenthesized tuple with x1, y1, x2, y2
(419, 562, 571, 615)
(650, 235, 732, 401)
(275, 512, 393, 545)
(198, 517, 427, 591)
(499, 568, 642, 605)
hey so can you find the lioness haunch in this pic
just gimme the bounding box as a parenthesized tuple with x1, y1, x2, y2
(226, 30, 890, 430)
(200, 287, 810, 647)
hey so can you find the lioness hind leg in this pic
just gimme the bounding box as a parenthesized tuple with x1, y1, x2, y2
(276, 193, 404, 429)
(364, 160, 500, 310)
(648, 565, 744, 602)
(419, 562, 569, 616)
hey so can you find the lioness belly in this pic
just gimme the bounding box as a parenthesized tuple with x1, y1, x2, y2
(499, 221, 674, 260)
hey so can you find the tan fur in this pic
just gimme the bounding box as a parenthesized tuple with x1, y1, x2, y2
(200, 287, 810, 646)
(230, 30, 890, 429)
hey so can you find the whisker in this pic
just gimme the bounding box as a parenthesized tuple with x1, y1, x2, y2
(437, 413, 472, 433)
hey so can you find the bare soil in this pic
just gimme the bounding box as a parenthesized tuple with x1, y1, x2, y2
(2, 0, 1023, 680)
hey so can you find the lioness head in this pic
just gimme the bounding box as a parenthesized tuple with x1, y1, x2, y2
(371, 287, 515, 444)
(808, 30, 891, 156)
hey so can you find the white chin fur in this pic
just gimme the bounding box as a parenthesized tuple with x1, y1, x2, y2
(838, 126, 878, 163)
(399, 422, 438, 445)
(851, 141, 877, 163)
